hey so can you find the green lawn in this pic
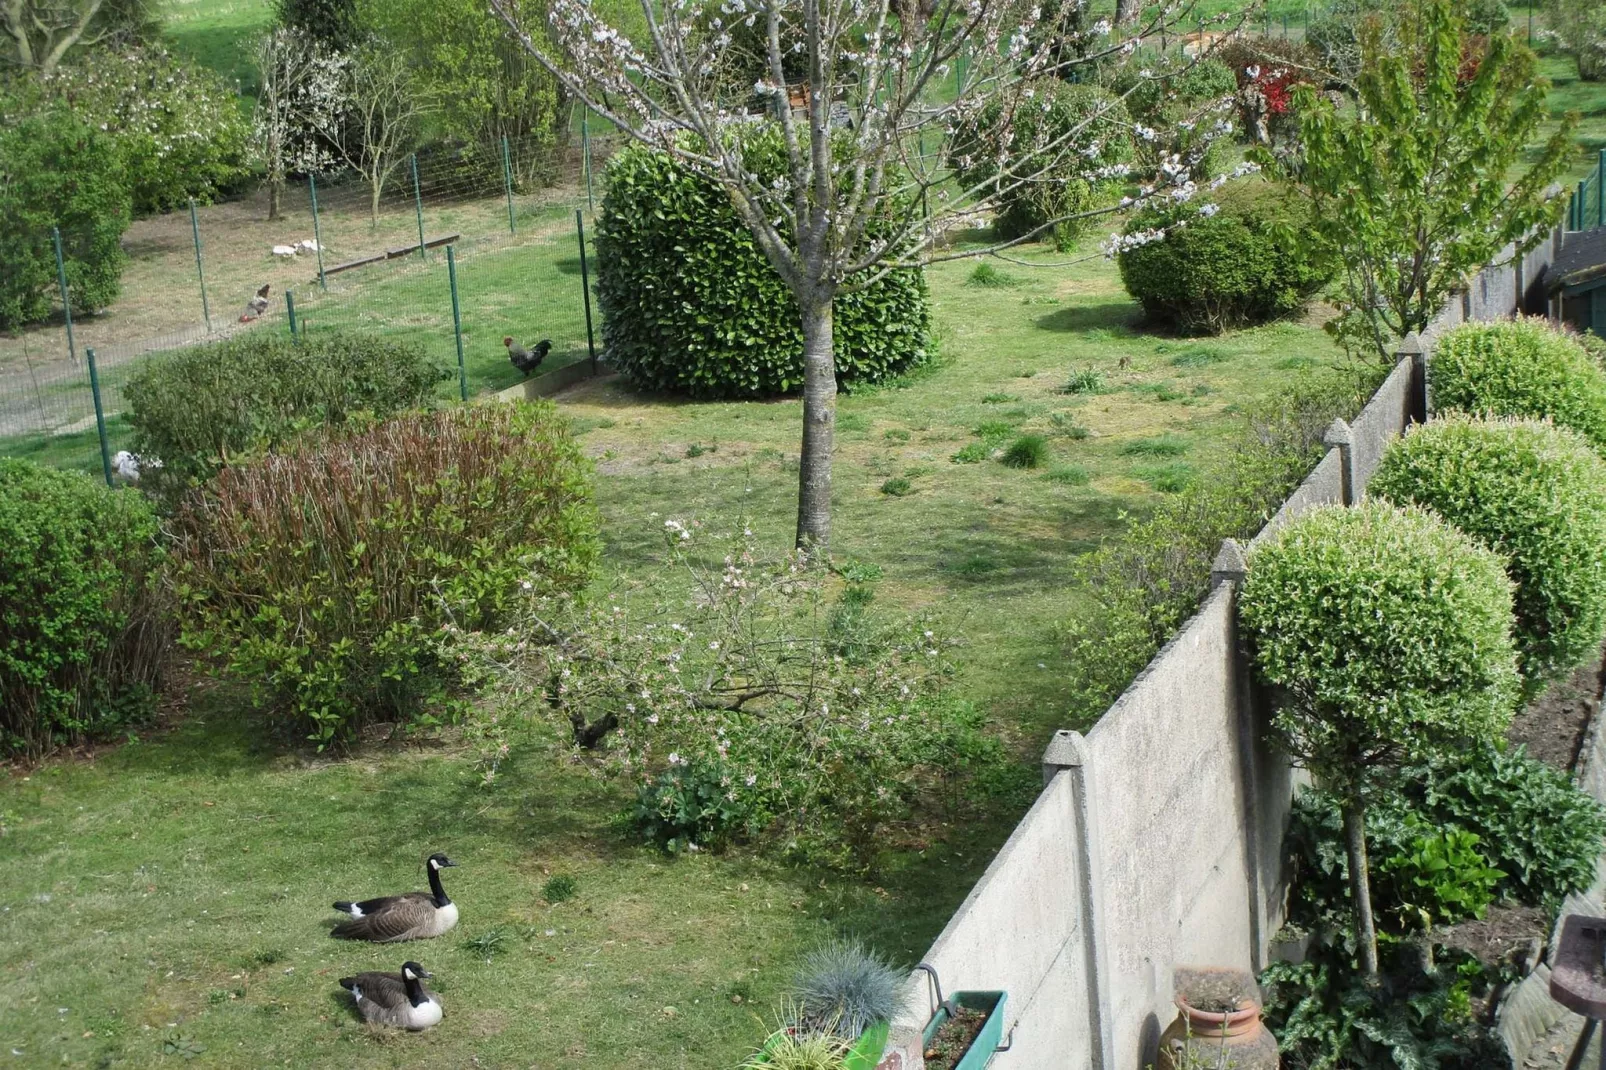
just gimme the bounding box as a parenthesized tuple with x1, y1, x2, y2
(163, 0, 273, 104)
(0, 234, 1346, 1066)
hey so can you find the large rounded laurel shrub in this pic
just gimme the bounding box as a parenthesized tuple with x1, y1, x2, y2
(1117, 181, 1332, 335)
(0, 460, 171, 757)
(952, 80, 1133, 250)
(1370, 415, 1606, 692)
(1241, 502, 1519, 782)
(171, 402, 598, 746)
(1428, 317, 1606, 453)
(595, 136, 931, 399)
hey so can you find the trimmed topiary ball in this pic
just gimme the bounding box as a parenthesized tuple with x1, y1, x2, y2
(595, 134, 931, 400)
(1240, 501, 1519, 781)
(1370, 415, 1606, 693)
(1427, 317, 1606, 454)
(1117, 181, 1332, 335)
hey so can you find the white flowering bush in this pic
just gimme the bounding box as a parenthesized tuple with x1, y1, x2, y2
(44, 46, 253, 216)
(459, 523, 1014, 870)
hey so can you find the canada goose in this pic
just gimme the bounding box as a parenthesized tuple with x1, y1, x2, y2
(339, 961, 443, 1030)
(331, 853, 460, 942)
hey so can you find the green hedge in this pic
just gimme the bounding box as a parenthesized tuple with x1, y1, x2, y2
(1371, 415, 1606, 692)
(1117, 181, 1332, 335)
(0, 461, 171, 757)
(125, 330, 448, 497)
(0, 100, 130, 330)
(1428, 318, 1606, 453)
(171, 403, 598, 746)
(595, 136, 931, 399)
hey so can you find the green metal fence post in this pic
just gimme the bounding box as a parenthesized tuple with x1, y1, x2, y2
(582, 115, 594, 216)
(189, 198, 212, 332)
(1597, 149, 1604, 228)
(309, 174, 328, 290)
(1579, 181, 1588, 230)
(52, 226, 77, 365)
(286, 290, 298, 339)
(411, 153, 427, 260)
(576, 210, 597, 376)
(502, 135, 517, 235)
(447, 246, 469, 402)
(85, 347, 113, 488)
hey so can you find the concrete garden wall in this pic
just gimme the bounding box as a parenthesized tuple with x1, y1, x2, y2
(880, 228, 1565, 1070)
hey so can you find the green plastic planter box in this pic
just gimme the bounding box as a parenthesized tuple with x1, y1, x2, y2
(755, 1020, 889, 1069)
(921, 991, 1007, 1070)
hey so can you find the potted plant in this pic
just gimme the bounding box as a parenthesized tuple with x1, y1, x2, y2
(920, 990, 1008, 1070)
(1155, 967, 1279, 1070)
(787, 940, 900, 1070)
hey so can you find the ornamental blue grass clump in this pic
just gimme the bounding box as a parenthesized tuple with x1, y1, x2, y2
(791, 940, 903, 1040)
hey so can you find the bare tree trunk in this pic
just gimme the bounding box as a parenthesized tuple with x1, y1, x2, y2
(1114, 0, 1140, 23)
(1343, 802, 1380, 976)
(370, 178, 381, 231)
(795, 293, 836, 555)
(268, 174, 282, 221)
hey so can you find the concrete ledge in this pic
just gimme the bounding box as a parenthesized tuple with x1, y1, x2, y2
(494, 359, 615, 402)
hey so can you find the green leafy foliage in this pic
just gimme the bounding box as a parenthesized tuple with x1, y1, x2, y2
(1378, 821, 1503, 931)
(1115, 57, 1237, 181)
(951, 81, 1133, 250)
(1265, 0, 1573, 359)
(42, 47, 254, 215)
(1060, 367, 1105, 394)
(1241, 503, 1518, 791)
(1371, 415, 1606, 691)
(1543, 0, 1606, 80)
(125, 330, 448, 498)
(790, 940, 902, 1039)
(0, 97, 130, 330)
(0, 460, 171, 757)
(1059, 373, 1368, 723)
(1427, 318, 1606, 453)
(632, 756, 763, 854)
(1306, 0, 1510, 83)
(1118, 181, 1332, 335)
(596, 136, 931, 398)
(170, 403, 599, 746)
(275, 0, 358, 49)
(1260, 951, 1505, 1070)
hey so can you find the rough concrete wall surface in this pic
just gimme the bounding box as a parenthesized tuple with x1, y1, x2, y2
(1259, 448, 1343, 544)
(1084, 588, 1255, 1070)
(886, 771, 1093, 1070)
(1348, 357, 1416, 494)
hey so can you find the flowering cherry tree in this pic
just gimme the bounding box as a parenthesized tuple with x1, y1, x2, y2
(490, 0, 1226, 552)
(252, 28, 348, 221)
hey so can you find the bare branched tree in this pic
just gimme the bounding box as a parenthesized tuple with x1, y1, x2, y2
(490, 0, 1234, 552)
(321, 46, 434, 229)
(1, 0, 148, 75)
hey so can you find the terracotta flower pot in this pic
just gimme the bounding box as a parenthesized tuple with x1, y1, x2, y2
(1155, 969, 1279, 1070)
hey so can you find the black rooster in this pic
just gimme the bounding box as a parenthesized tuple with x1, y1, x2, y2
(505, 337, 552, 377)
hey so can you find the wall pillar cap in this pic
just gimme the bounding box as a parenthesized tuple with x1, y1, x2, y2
(1042, 728, 1090, 775)
(1396, 331, 1426, 357)
(1211, 537, 1248, 587)
(1322, 417, 1352, 448)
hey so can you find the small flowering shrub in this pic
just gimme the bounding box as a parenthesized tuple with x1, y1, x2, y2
(463, 524, 1016, 870)
(951, 81, 1133, 250)
(171, 403, 598, 746)
(44, 47, 254, 216)
(1117, 180, 1332, 335)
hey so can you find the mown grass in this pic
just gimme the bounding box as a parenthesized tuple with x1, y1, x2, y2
(162, 0, 273, 105)
(0, 702, 1004, 1069)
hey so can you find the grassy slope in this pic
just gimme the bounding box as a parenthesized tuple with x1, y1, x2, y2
(163, 0, 273, 103)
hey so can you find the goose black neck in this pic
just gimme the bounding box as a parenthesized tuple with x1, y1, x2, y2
(404, 974, 428, 1007)
(428, 865, 450, 907)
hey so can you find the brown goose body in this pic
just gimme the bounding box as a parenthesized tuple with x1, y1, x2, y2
(339, 962, 442, 1030)
(331, 853, 459, 943)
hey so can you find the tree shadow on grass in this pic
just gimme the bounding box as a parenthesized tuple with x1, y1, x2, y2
(1033, 302, 1144, 335)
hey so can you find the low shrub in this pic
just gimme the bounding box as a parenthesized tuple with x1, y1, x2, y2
(966, 263, 1019, 288)
(1001, 434, 1049, 469)
(541, 874, 577, 903)
(1060, 367, 1105, 394)
(633, 756, 762, 854)
(1117, 181, 1333, 335)
(125, 331, 448, 496)
(790, 940, 902, 1039)
(0, 98, 130, 330)
(1371, 416, 1606, 691)
(879, 476, 913, 496)
(1427, 317, 1606, 454)
(950, 442, 989, 464)
(171, 403, 598, 746)
(951, 81, 1133, 250)
(0, 460, 171, 757)
(596, 133, 930, 399)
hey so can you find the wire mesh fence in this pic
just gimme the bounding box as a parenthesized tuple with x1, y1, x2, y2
(1, 129, 616, 482)
(1569, 150, 1606, 232)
